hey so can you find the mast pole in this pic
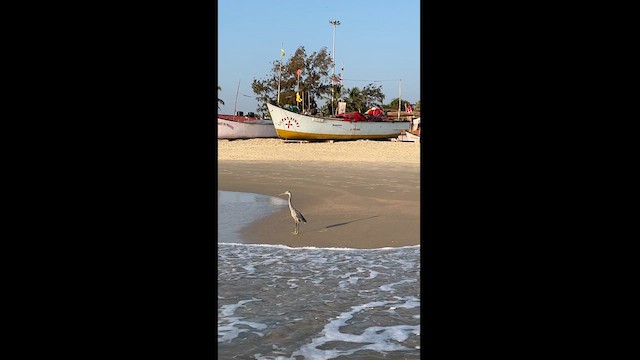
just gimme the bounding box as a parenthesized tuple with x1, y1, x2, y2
(234, 79, 240, 116)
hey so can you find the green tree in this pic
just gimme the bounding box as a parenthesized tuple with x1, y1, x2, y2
(360, 83, 385, 110)
(217, 86, 225, 111)
(385, 97, 412, 112)
(342, 83, 386, 113)
(252, 46, 333, 117)
(345, 86, 363, 113)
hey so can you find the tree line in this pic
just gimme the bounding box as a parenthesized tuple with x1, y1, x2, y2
(218, 46, 419, 118)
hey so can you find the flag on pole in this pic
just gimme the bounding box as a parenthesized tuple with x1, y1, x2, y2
(331, 74, 341, 83)
(281, 48, 285, 57)
(296, 92, 302, 103)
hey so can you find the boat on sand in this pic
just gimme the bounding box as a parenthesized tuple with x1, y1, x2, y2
(217, 112, 277, 140)
(266, 103, 411, 141)
(397, 130, 420, 143)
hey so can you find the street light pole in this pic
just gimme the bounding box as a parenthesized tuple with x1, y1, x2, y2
(329, 19, 340, 115)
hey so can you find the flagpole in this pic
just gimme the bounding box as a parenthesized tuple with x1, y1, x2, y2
(340, 64, 344, 111)
(299, 72, 304, 111)
(297, 70, 300, 108)
(397, 79, 402, 121)
(277, 42, 283, 105)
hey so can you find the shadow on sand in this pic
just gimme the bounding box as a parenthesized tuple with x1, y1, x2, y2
(325, 215, 380, 229)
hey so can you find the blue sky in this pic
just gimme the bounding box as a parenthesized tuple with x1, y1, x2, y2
(217, 0, 420, 115)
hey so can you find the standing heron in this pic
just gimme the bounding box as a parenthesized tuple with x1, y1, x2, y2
(279, 190, 307, 235)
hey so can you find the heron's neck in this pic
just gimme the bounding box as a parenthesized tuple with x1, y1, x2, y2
(287, 195, 294, 210)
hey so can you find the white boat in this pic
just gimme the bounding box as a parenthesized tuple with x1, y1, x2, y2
(396, 116, 421, 142)
(397, 130, 420, 143)
(217, 113, 277, 139)
(411, 117, 420, 132)
(266, 103, 411, 141)
(406, 131, 420, 142)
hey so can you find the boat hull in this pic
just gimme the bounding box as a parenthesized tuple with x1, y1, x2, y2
(267, 103, 410, 141)
(397, 130, 421, 143)
(217, 118, 277, 139)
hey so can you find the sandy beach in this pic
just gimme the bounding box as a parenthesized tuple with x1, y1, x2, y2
(218, 139, 420, 249)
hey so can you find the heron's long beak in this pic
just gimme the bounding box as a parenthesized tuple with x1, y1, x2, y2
(278, 192, 286, 196)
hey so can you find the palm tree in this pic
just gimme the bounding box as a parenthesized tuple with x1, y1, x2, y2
(217, 86, 225, 110)
(343, 84, 385, 113)
(345, 87, 364, 113)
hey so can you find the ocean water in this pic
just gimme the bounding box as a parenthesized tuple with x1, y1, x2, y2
(218, 191, 421, 359)
(218, 191, 289, 243)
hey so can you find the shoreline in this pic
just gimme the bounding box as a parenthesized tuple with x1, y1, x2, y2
(218, 139, 420, 249)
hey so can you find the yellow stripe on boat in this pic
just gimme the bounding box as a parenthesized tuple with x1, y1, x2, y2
(275, 129, 399, 140)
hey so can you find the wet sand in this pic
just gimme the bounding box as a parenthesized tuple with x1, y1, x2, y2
(218, 139, 420, 249)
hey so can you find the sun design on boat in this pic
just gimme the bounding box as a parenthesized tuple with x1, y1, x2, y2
(280, 117, 299, 129)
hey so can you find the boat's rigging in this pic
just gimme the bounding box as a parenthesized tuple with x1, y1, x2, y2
(342, 79, 401, 82)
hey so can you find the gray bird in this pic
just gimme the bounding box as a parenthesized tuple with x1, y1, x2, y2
(279, 190, 307, 235)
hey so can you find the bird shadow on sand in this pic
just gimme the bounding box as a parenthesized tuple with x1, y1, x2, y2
(324, 215, 380, 229)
